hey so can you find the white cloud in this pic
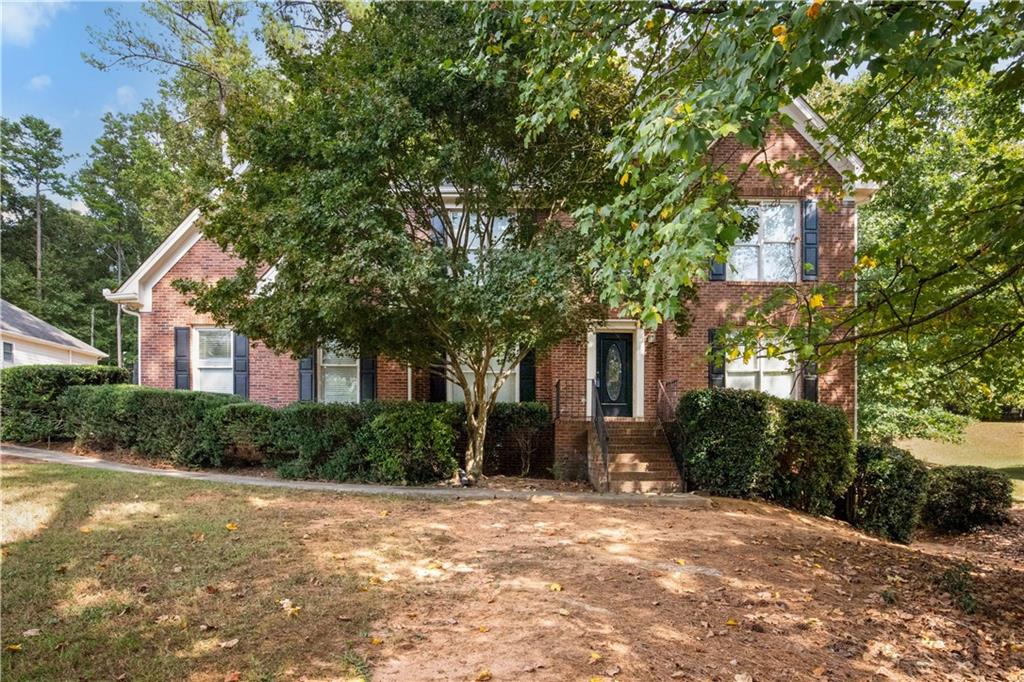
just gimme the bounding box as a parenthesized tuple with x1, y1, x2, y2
(27, 74, 52, 91)
(68, 199, 88, 215)
(1, 2, 69, 47)
(116, 85, 136, 107)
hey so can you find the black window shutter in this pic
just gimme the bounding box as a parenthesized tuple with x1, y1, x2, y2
(802, 199, 819, 281)
(428, 348, 447, 402)
(232, 334, 249, 398)
(707, 328, 725, 388)
(519, 350, 536, 402)
(298, 351, 316, 402)
(359, 354, 377, 402)
(173, 327, 190, 389)
(802, 361, 819, 402)
(709, 257, 726, 281)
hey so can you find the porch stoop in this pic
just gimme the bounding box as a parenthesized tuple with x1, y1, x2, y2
(593, 421, 683, 493)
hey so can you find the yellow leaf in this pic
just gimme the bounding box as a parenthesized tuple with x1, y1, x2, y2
(225, 523, 238, 531)
(6, 643, 22, 652)
(478, 625, 490, 633)
(630, 221, 639, 231)
(808, 293, 825, 309)
(570, 107, 581, 120)
(522, 15, 532, 24)
(79, 526, 92, 533)
(660, 208, 671, 220)
(674, 558, 686, 566)
(589, 651, 603, 664)
(642, 258, 651, 268)
(619, 172, 630, 187)
(807, 3, 821, 19)
(548, 582, 562, 592)
(370, 636, 384, 646)
(379, 510, 389, 518)
(645, 19, 655, 31)
(726, 618, 739, 626)
(476, 670, 493, 681)
(662, 116, 675, 126)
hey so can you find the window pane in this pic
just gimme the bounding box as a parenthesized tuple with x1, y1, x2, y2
(762, 372, 796, 399)
(323, 365, 358, 403)
(727, 245, 759, 281)
(493, 374, 517, 403)
(763, 243, 797, 281)
(762, 203, 797, 241)
(735, 205, 760, 245)
(726, 348, 756, 373)
(198, 330, 231, 363)
(450, 368, 517, 403)
(197, 367, 233, 394)
(725, 373, 757, 391)
(761, 352, 792, 373)
(322, 347, 357, 365)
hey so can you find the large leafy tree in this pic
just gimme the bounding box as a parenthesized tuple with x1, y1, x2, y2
(178, 2, 624, 479)
(472, 1, 1024, 431)
(1, 116, 75, 299)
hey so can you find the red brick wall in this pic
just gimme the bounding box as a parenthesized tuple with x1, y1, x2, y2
(140, 124, 857, 443)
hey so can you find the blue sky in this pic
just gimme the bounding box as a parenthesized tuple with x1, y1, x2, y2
(2, 1, 163, 208)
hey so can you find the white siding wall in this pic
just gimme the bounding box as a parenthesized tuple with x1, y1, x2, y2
(1, 336, 101, 368)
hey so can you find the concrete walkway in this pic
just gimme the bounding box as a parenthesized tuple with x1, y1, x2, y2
(0, 443, 711, 509)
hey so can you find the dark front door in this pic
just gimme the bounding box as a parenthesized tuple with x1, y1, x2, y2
(596, 333, 632, 417)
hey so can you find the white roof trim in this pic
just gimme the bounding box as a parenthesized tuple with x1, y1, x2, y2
(0, 328, 108, 359)
(103, 208, 204, 312)
(783, 96, 878, 202)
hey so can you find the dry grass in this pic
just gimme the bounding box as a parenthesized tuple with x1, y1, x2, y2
(2, 457, 1023, 682)
(900, 421, 1024, 501)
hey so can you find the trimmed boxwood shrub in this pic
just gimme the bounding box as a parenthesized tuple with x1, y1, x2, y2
(206, 402, 278, 464)
(847, 443, 929, 543)
(771, 400, 855, 515)
(922, 466, 1013, 532)
(675, 389, 782, 498)
(1, 364, 130, 441)
(319, 403, 458, 484)
(64, 385, 241, 466)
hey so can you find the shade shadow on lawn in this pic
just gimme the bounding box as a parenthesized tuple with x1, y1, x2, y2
(0, 462, 379, 682)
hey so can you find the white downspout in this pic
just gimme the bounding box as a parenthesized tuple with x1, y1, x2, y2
(121, 305, 143, 385)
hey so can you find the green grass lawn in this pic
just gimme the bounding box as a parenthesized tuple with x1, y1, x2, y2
(899, 421, 1024, 501)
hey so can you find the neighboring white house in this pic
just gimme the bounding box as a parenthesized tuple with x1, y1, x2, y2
(1, 299, 107, 367)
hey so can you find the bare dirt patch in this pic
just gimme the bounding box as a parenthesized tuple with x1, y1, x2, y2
(2, 459, 1022, 682)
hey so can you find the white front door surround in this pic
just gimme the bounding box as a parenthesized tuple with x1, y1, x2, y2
(585, 320, 645, 419)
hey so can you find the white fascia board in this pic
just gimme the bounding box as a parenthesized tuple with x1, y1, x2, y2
(104, 207, 204, 312)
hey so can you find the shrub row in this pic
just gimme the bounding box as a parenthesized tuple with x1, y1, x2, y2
(674, 389, 854, 514)
(673, 389, 1013, 542)
(1, 364, 131, 442)
(56, 382, 548, 485)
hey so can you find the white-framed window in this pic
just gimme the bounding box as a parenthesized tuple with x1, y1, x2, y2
(447, 359, 518, 404)
(727, 201, 799, 282)
(447, 209, 510, 264)
(192, 328, 234, 394)
(320, 347, 360, 403)
(3, 341, 13, 364)
(725, 345, 799, 399)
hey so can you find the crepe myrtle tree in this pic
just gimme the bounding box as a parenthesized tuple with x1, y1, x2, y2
(176, 2, 621, 480)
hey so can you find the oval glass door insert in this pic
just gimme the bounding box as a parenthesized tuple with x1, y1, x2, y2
(605, 345, 623, 401)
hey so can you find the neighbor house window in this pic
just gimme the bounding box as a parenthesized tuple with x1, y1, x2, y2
(728, 202, 799, 282)
(320, 347, 359, 403)
(193, 328, 233, 394)
(725, 345, 798, 399)
(448, 360, 518, 404)
(3, 342, 13, 364)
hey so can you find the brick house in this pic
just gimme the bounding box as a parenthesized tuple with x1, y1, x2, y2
(104, 97, 874, 490)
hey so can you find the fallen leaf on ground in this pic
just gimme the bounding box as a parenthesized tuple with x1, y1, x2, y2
(726, 619, 739, 626)
(478, 625, 490, 633)
(589, 651, 603, 664)
(370, 636, 384, 646)
(219, 638, 239, 649)
(224, 673, 241, 682)
(79, 527, 92, 533)
(548, 583, 562, 592)
(6, 643, 22, 652)
(674, 558, 686, 566)
(224, 523, 238, 531)
(379, 510, 390, 518)
(21, 629, 40, 637)
(475, 670, 492, 681)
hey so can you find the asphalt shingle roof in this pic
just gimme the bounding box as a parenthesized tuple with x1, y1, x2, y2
(1, 299, 106, 357)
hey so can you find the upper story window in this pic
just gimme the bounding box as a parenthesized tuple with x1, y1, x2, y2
(727, 202, 799, 282)
(446, 210, 510, 264)
(321, 347, 360, 403)
(193, 328, 233, 394)
(3, 341, 13, 364)
(725, 344, 798, 399)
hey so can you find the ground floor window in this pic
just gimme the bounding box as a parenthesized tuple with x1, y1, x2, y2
(725, 344, 798, 399)
(193, 328, 233, 394)
(320, 347, 360, 403)
(448, 360, 518, 404)
(3, 342, 13, 364)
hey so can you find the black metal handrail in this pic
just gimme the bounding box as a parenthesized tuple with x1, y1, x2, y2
(590, 379, 610, 492)
(656, 379, 686, 492)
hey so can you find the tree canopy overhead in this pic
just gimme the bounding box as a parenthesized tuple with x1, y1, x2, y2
(177, 2, 628, 477)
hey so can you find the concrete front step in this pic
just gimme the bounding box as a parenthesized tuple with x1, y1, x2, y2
(591, 420, 682, 494)
(609, 478, 683, 494)
(608, 462, 679, 473)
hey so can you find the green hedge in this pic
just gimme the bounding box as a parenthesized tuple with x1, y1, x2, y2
(847, 443, 929, 543)
(922, 466, 1013, 532)
(674, 389, 783, 498)
(1, 364, 130, 442)
(673, 389, 854, 514)
(771, 400, 855, 515)
(63, 385, 242, 466)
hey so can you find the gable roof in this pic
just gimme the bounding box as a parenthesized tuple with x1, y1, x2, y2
(105, 96, 875, 311)
(1, 299, 107, 358)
